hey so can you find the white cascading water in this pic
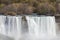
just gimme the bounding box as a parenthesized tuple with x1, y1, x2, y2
(0, 16, 56, 40)
(0, 16, 6, 35)
(5, 16, 22, 40)
(26, 16, 56, 38)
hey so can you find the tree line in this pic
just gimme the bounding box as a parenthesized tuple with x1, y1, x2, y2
(0, 0, 60, 16)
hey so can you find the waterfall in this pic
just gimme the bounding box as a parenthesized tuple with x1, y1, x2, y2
(5, 16, 22, 40)
(26, 16, 56, 37)
(0, 16, 56, 40)
(0, 16, 6, 35)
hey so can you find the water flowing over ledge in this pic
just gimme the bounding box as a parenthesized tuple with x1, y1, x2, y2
(0, 16, 56, 40)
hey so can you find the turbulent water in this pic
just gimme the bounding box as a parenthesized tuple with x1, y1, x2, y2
(0, 16, 56, 40)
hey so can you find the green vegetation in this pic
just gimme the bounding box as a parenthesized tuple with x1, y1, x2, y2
(0, 0, 58, 15)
